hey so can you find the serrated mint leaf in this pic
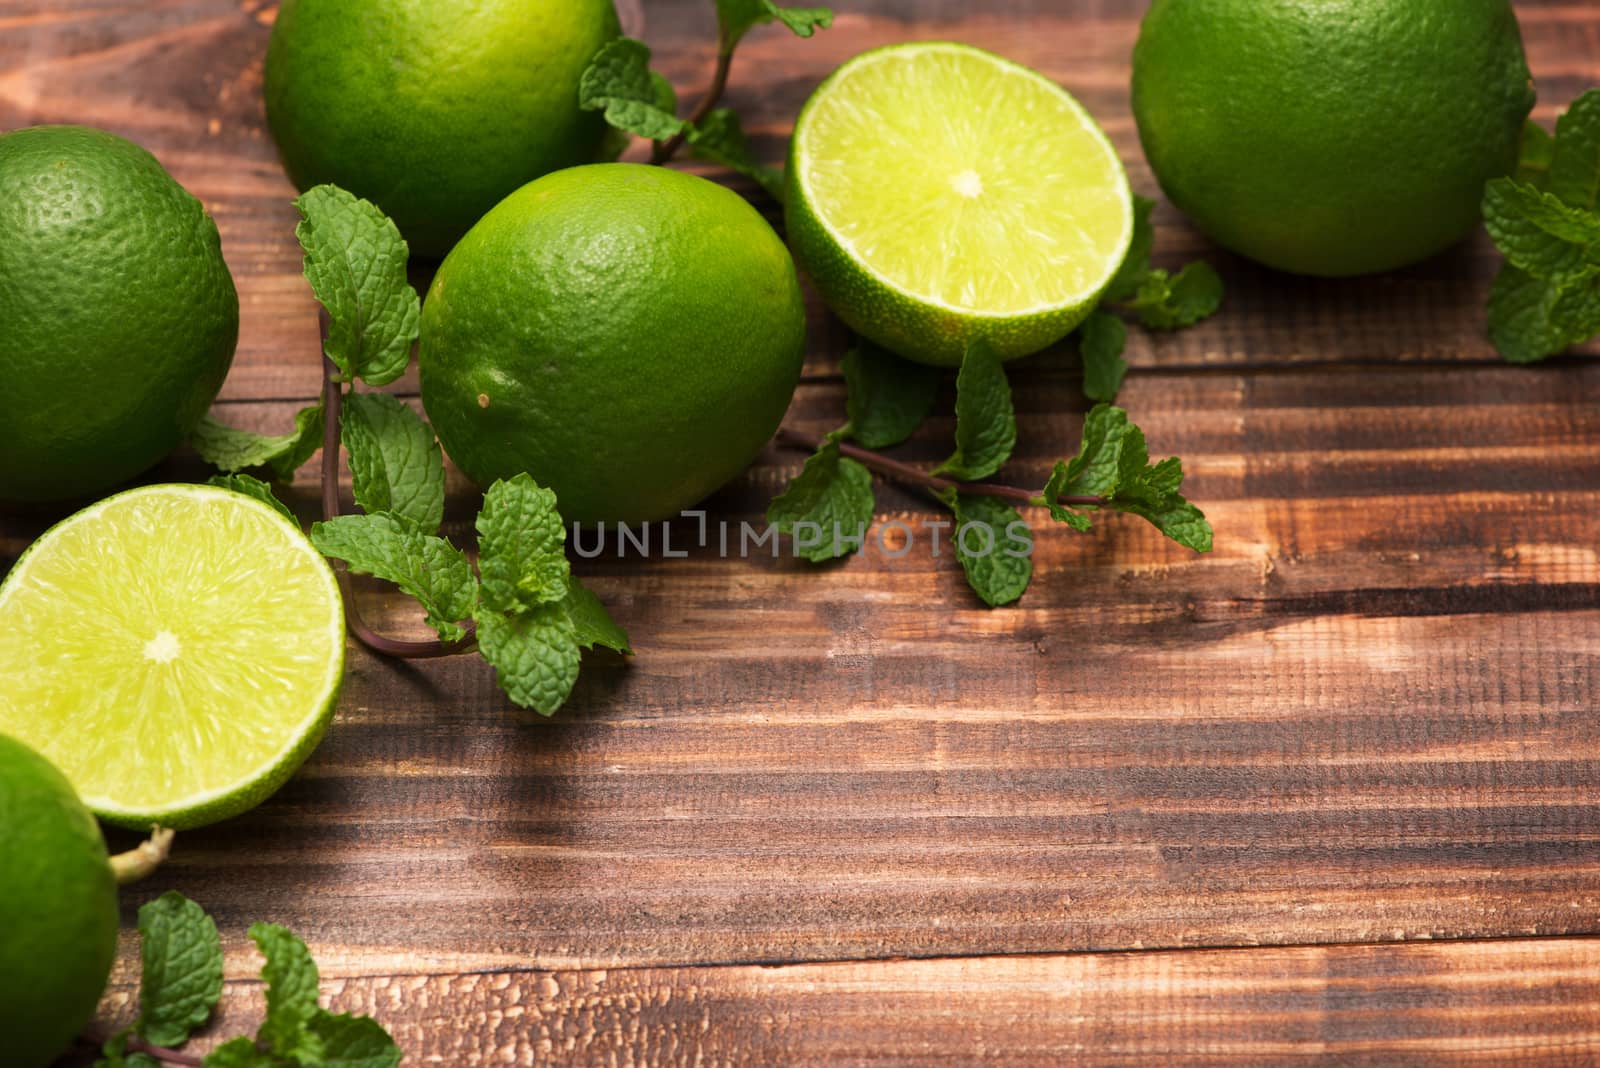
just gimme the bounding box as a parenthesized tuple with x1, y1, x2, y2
(1133, 262, 1224, 330)
(935, 338, 1015, 481)
(341, 392, 445, 534)
(842, 340, 943, 449)
(1548, 89, 1600, 210)
(579, 38, 685, 142)
(295, 186, 419, 387)
(1116, 497, 1213, 553)
(687, 108, 785, 201)
(136, 891, 224, 1048)
(208, 473, 296, 524)
(1103, 194, 1156, 303)
(250, 922, 322, 1059)
(1079, 310, 1128, 403)
(192, 403, 323, 480)
(767, 2, 833, 37)
(766, 439, 875, 562)
(310, 513, 476, 642)
(476, 473, 570, 614)
(1516, 120, 1554, 190)
(305, 1011, 402, 1068)
(203, 1037, 277, 1068)
(946, 493, 1033, 607)
(1488, 264, 1574, 363)
(1482, 177, 1600, 284)
(475, 603, 581, 714)
(716, 0, 832, 46)
(562, 579, 632, 654)
(1041, 462, 1094, 532)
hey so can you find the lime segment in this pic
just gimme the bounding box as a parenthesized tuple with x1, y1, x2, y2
(0, 485, 345, 829)
(788, 42, 1133, 365)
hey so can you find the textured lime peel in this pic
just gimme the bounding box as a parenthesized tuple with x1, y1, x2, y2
(788, 41, 1134, 364)
(0, 485, 344, 829)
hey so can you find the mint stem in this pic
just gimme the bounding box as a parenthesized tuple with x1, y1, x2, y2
(109, 826, 174, 886)
(650, 40, 734, 163)
(79, 1025, 204, 1066)
(774, 427, 1103, 507)
(318, 313, 476, 660)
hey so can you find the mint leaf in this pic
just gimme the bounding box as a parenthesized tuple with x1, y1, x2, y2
(1043, 404, 1211, 551)
(1131, 262, 1224, 330)
(203, 1039, 277, 1068)
(687, 108, 785, 201)
(1078, 311, 1128, 403)
(208, 473, 296, 524)
(766, 438, 875, 562)
(295, 186, 419, 387)
(1482, 177, 1600, 284)
(717, 0, 832, 47)
(192, 404, 323, 481)
(579, 38, 686, 142)
(1517, 120, 1555, 190)
(341, 392, 445, 534)
(1488, 264, 1577, 363)
(476, 473, 570, 614)
(96, 1031, 162, 1068)
(842, 340, 943, 449)
(304, 1012, 402, 1068)
(1103, 194, 1156, 302)
(1548, 89, 1600, 210)
(562, 579, 632, 654)
(935, 338, 1015, 481)
(944, 492, 1033, 607)
(310, 513, 476, 642)
(250, 922, 321, 1059)
(136, 891, 224, 1048)
(475, 603, 581, 714)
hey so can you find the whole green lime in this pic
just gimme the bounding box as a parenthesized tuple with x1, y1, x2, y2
(419, 164, 807, 524)
(1132, 0, 1536, 277)
(265, 0, 621, 259)
(0, 733, 119, 1068)
(0, 126, 238, 503)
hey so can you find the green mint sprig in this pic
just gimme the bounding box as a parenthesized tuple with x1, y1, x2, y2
(770, 338, 1211, 607)
(94, 891, 400, 1068)
(192, 186, 629, 716)
(578, 0, 833, 196)
(1484, 90, 1600, 363)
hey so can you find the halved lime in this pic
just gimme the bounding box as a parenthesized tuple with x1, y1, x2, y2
(0, 484, 344, 829)
(787, 41, 1134, 366)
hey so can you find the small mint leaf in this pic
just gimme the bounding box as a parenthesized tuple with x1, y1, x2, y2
(208, 473, 296, 524)
(1103, 194, 1156, 303)
(249, 923, 321, 1059)
(716, 0, 832, 46)
(1516, 120, 1555, 190)
(766, 2, 833, 37)
(341, 392, 445, 534)
(578, 38, 686, 142)
(935, 338, 1015, 481)
(475, 603, 581, 714)
(136, 891, 224, 1048)
(304, 1011, 402, 1068)
(294, 186, 419, 387)
(1041, 462, 1094, 532)
(310, 513, 476, 642)
(1133, 262, 1223, 330)
(1488, 264, 1575, 363)
(203, 1037, 278, 1067)
(476, 473, 570, 614)
(1078, 311, 1128, 403)
(1482, 178, 1600, 284)
(1548, 89, 1600, 210)
(1116, 497, 1213, 553)
(947, 494, 1033, 607)
(192, 403, 323, 480)
(96, 1030, 163, 1068)
(687, 108, 785, 201)
(842, 340, 943, 449)
(766, 439, 875, 562)
(562, 579, 632, 654)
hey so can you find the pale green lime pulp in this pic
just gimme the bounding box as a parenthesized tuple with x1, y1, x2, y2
(788, 42, 1133, 364)
(0, 485, 345, 828)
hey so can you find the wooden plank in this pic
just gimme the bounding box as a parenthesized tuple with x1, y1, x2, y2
(75, 938, 1600, 1065)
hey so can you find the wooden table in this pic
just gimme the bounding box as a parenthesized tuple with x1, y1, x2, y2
(7, 0, 1600, 1063)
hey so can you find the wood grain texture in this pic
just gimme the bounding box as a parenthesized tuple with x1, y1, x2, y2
(5, 0, 1600, 1063)
(72, 938, 1600, 1065)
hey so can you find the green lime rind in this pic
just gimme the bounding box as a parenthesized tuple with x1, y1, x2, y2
(787, 41, 1134, 367)
(0, 484, 345, 830)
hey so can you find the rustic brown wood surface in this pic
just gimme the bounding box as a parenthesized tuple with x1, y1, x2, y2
(4, 0, 1600, 1063)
